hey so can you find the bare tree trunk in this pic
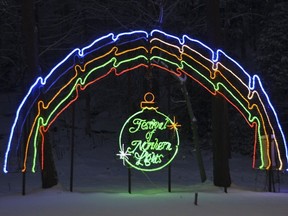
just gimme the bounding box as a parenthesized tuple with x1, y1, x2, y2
(206, 0, 231, 188)
(180, 78, 206, 182)
(22, 0, 58, 188)
(41, 133, 58, 188)
(85, 92, 92, 136)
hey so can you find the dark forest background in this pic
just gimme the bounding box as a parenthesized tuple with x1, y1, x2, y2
(0, 0, 287, 188)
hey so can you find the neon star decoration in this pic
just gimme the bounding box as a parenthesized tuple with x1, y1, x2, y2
(167, 116, 182, 131)
(117, 144, 131, 166)
(118, 92, 180, 171)
(2, 29, 287, 173)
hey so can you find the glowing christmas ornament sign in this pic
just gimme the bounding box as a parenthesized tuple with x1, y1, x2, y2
(118, 92, 180, 171)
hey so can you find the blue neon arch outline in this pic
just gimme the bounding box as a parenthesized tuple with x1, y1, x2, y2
(3, 29, 288, 173)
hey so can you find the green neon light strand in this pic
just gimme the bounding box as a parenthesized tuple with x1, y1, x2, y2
(181, 61, 265, 168)
(31, 55, 148, 171)
(151, 55, 266, 168)
(31, 53, 266, 171)
(151, 56, 263, 130)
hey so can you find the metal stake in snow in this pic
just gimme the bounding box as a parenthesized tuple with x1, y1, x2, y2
(194, 192, 198, 206)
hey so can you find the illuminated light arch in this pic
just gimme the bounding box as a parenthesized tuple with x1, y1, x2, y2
(3, 29, 288, 173)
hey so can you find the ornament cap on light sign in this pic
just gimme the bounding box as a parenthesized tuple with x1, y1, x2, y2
(140, 92, 158, 110)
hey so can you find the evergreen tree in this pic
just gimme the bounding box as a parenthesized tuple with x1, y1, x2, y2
(256, 1, 288, 96)
(256, 1, 288, 136)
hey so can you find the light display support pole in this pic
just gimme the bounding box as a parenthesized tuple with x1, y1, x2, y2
(167, 87, 172, 193)
(168, 154, 171, 192)
(267, 140, 275, 192)
(22, 114, 29, 196)
(128, 167, 131, 194)
(22, 170, 26, 195)
(267, 170, 272, 192)
(70, 103, 75, 192)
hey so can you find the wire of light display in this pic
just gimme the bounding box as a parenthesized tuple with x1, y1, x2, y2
(3, 30, 287, 173)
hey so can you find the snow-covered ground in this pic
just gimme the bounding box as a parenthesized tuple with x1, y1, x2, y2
(1, 142, 287, 216)
(0, 185, 288, 216)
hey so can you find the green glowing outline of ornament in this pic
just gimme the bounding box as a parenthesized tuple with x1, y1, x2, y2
(118, 108, 180, 172)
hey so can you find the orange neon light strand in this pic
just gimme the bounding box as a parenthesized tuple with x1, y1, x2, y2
(177, 67, 260, 168)
(33, 64, 149, 171)
(150, 41, 280, 169)
(217, 61, 283, 169)
(23, 47, 148, 171)
(155, 50, 269, 167)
